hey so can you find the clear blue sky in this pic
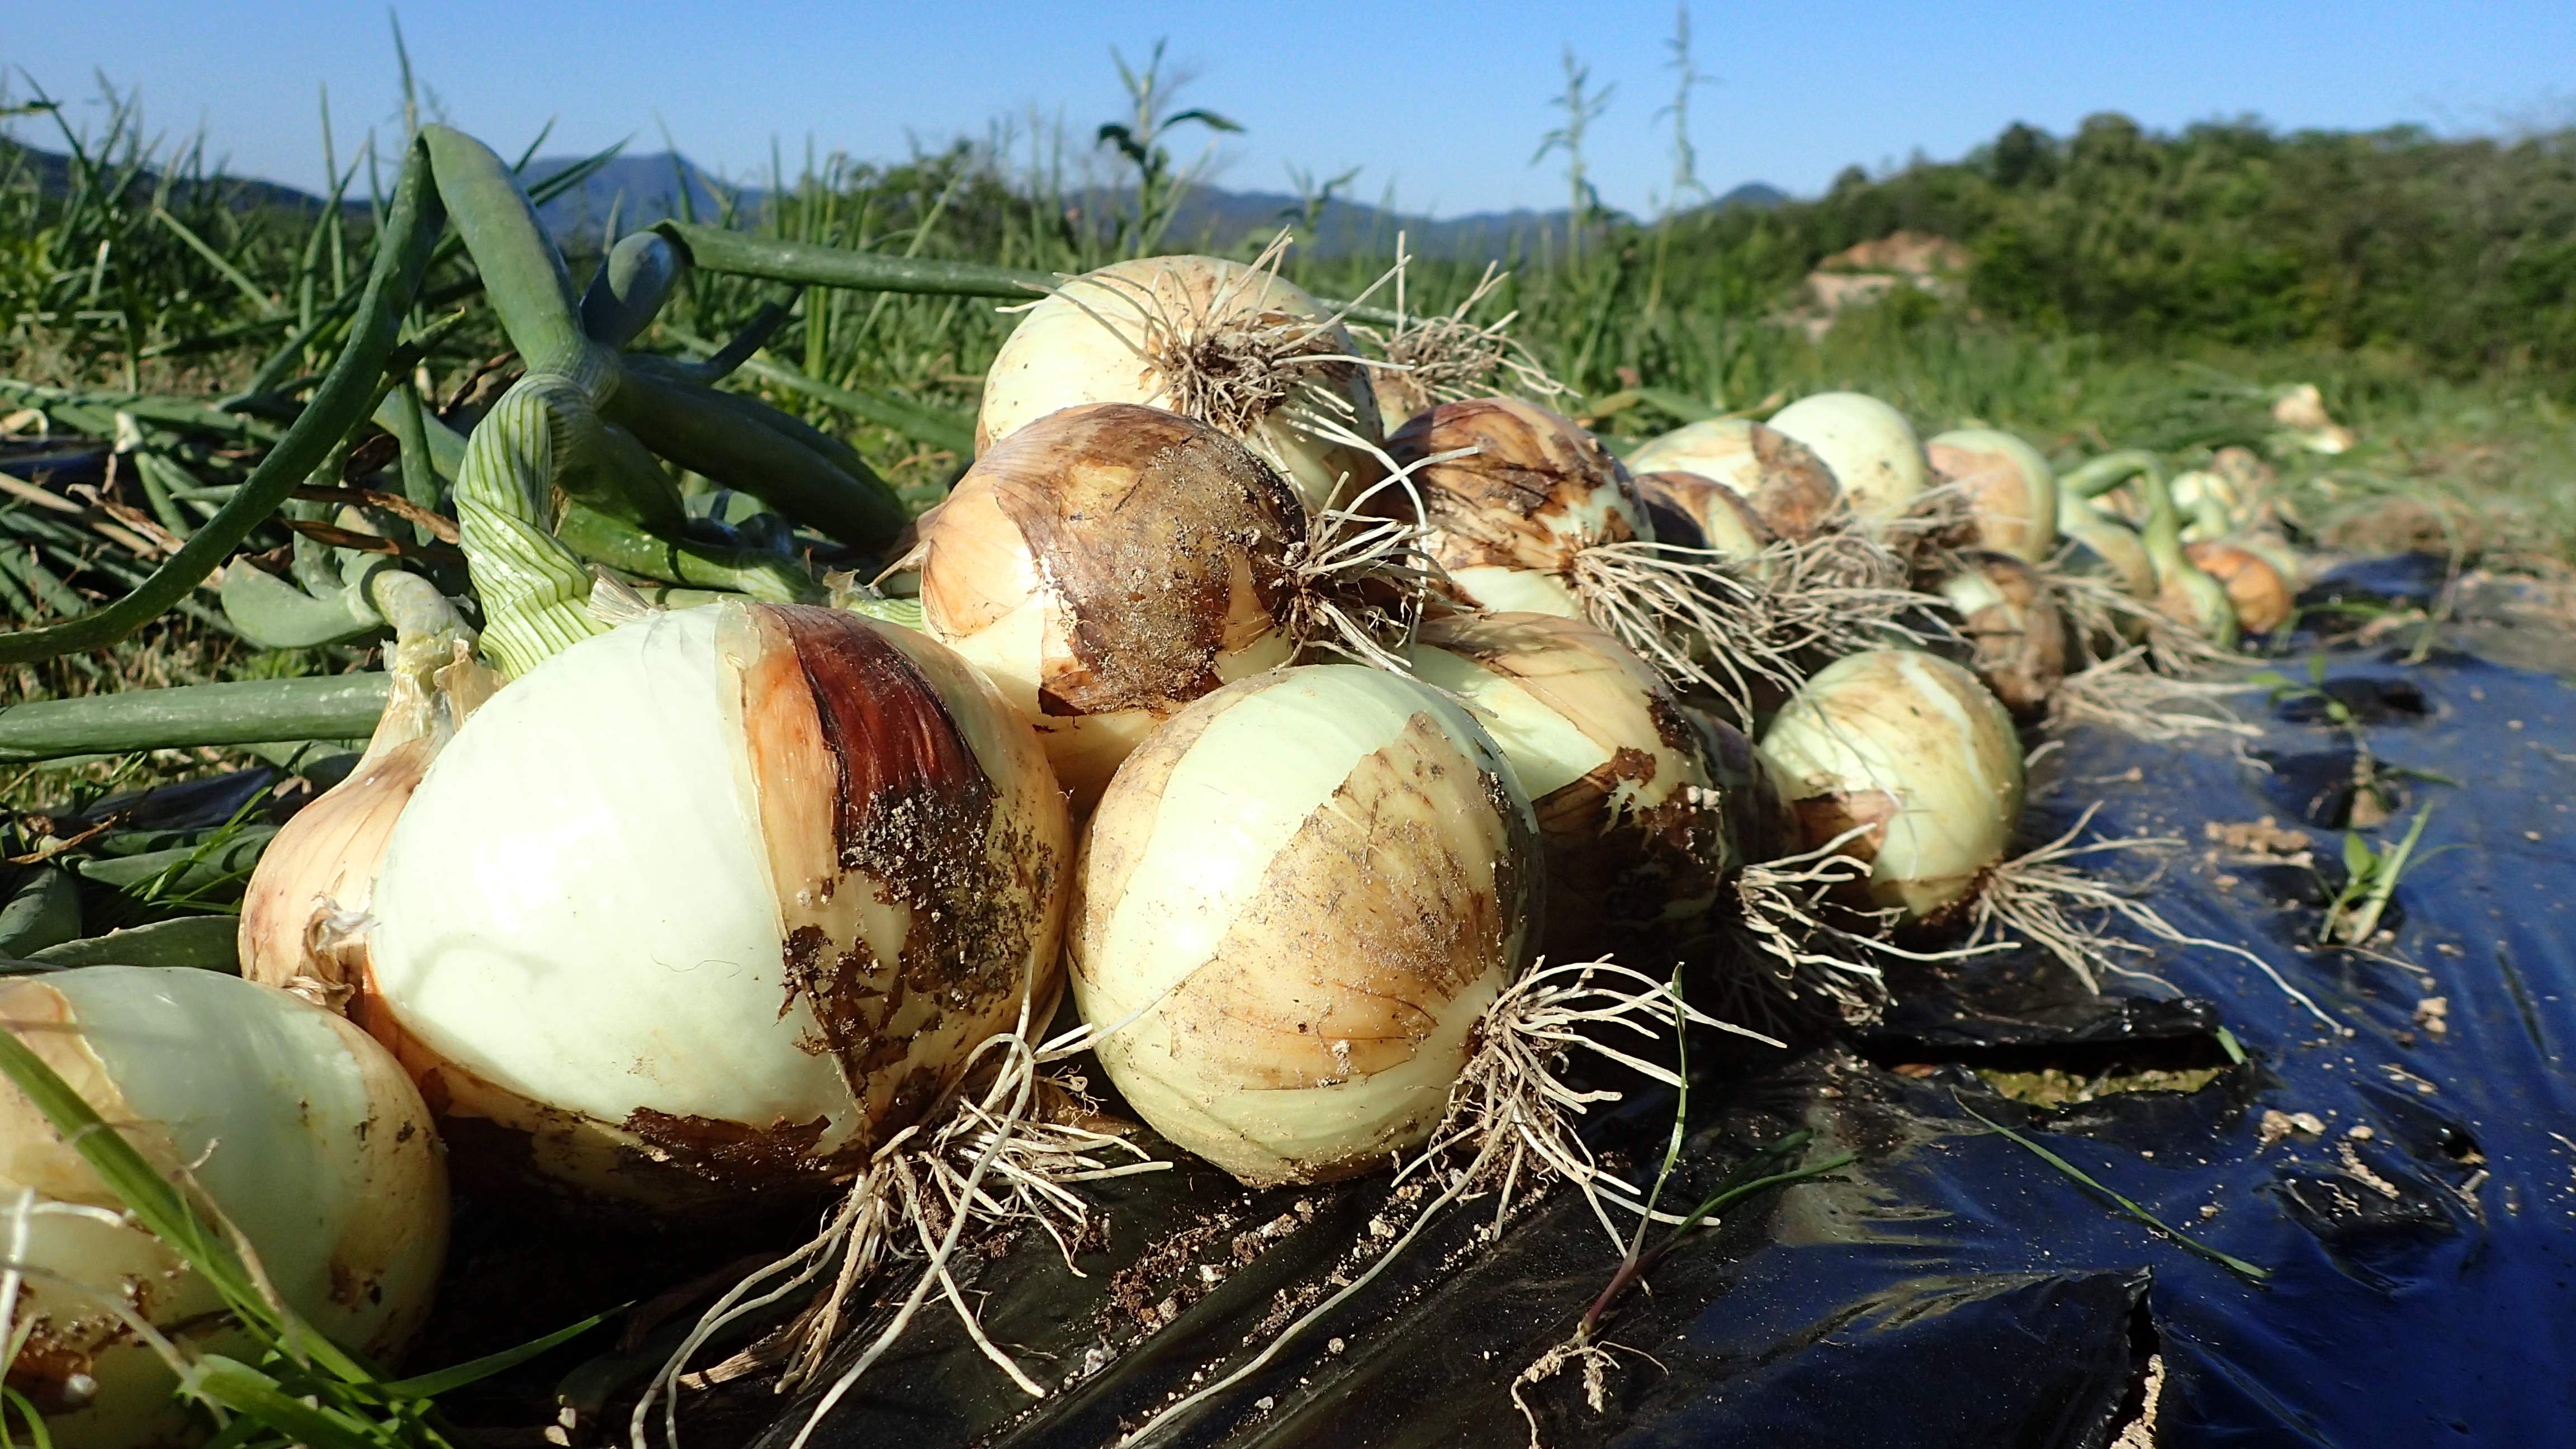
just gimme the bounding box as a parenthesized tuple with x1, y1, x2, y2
(6, 2, 2572, 217)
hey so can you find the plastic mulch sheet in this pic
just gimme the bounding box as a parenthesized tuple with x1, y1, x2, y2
(732, 557, 2575, 1449)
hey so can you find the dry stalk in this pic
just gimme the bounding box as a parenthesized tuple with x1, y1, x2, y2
(1351, 245, 1569, 415)
(632, 999, 1164, 1449)
(2048, 647, 2261, 743)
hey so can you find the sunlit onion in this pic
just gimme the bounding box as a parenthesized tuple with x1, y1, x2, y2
(917, 402, 1306, 809)
(1627, 419, 1840, 541)
(978, 254, 1382, 511)
(1410, 612, 1722, 962)
(1936, 552, 2068, 716)
(1759, 650, 2023, 920)
(1634, 470, 1770, 562)
(1069, 665, 1538, 1185)
(0, 968, 446, 1449)
(1926, 427, 2058, 562)
(1765, 392, 1927, 526)
(363, 601, 1071, 1211)
(1381, 397, 1646, 619)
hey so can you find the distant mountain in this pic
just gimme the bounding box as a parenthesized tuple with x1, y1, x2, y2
(1, 135, 358, 216)
(521, 151, 1788, 259)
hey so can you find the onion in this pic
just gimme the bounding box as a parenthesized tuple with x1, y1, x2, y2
(917, 402, 1307, 809)
(1069, 664, 1538, 1185)
(2182, 539, 2294, 633)
(1764, 392, 1926, 527)
(977, 254, 1382, 512)
(362, 600, 1071, 1211)
(1925, 428, 2058, 562)
(2055, 498, 2158, 601)
(240, 587, 501, 1005)
(1688, 707, 1801, 870)
(1626, 419, 1840, 542)
(1410, 613, 1722, 962)
(1633, 470, 1770, 562)
(1758, 650, 2023, 920)
(1382, 397, 1646, 619)
(0, 968, 445, 1449)
(1936, 552, 2068, 716)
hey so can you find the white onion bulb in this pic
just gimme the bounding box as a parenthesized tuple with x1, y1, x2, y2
(977, 255, 1382, 512)
(1627, 418, 1841, 542)
(1766, 392, 1927, 526)
(1382, 397, 1645, 618)
(1070, 665, 1538, 1186)
(0, 968, 446, 1449)
(1411, 612, 1722, 961)
(364, 601, 1071, 1211)
(1926, 428, 2058, 562)
(1759, 650, 2023, 919)
(918, 402, 1305, 811)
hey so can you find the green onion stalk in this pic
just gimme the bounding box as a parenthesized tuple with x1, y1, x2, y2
(2062, 451, 2237, 652)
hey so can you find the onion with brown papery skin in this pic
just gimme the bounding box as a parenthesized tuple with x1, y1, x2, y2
(1071, 665, 1538, 1186)
(1938, 551, 2068, 716)
(363, 602, 1071, 1213)
(1635, 469, 1772, 562)
(1626, 418, 1841, 542)
(978, 253, 1383, 511)
(1381, 397, 1647, 618)
(2183, 539, 2294, 633)
(1410, 612, 1725, 963)
(1926, 428, 2058, 563)
(917, 402, 1308, 810)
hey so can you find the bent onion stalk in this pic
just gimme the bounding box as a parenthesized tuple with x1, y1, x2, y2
(978, 240, 1386, 511)
(362, 600, 1073, 1212)
(0, 968, 447, 1449)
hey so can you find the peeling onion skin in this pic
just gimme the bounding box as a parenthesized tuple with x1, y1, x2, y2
(1627, 418, 1841, 542)
(1412, 612, 1724, 963)
(1926, 428, 2059, 564)
(1765, 392, 1928, 527)
(920, 402, 1304, 812)
(1071, 665, 1540, 1186)
(976, 256, 1384, 512)
(1380, 397, 1646, 616)
(0, 969, 446, 1449)
(1758, 650, 2024, 920)
(365, 602, 1071, 1213)
(1938, 552, 2069, 717)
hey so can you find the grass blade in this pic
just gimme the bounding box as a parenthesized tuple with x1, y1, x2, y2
(1958, 1094, 2270, 1282)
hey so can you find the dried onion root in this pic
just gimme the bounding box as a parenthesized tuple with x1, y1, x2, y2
(1353, 251, 1569, 433)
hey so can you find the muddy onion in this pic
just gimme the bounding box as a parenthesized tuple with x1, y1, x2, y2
(977, 255, 1382, 511)
(1069, 665, 1538, 1186)
(1936, 552, 2068, 716)
(1381, 397, 1645, 617)
(918, 402, 1306, 809)
(1765, 392, 1928, 527)
(1410, 612, 1723, 961)
(1626, 418, 1841, 542)
(363, 601, 1071, 1210)
(0, 968, 446, 1449)
(1925, 428, 2059, 563)
(1759, 650, 2023, 920)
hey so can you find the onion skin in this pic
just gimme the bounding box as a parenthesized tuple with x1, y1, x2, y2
(2183, 539, 2294, 633)
(1926, 428, 2058, 563)
(1765, 392, 1927, 527)
(977, 256, 1383, 512)
(1938, 552, 2068, 717)
(1627, 418, 1840, 541)
(0, 969, 446, 1449)
(1759, 650, 2024, 920)
(1070, 665, 1538, 1186)
(1687, 708, 1801, 870)
(1634, 470, 1772, 561)
(1380, 397, 1645, 615)
(920, 402, 1304, 809)
(1412, 613, 1723, 963)
(365, 602, 1070, 1212)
